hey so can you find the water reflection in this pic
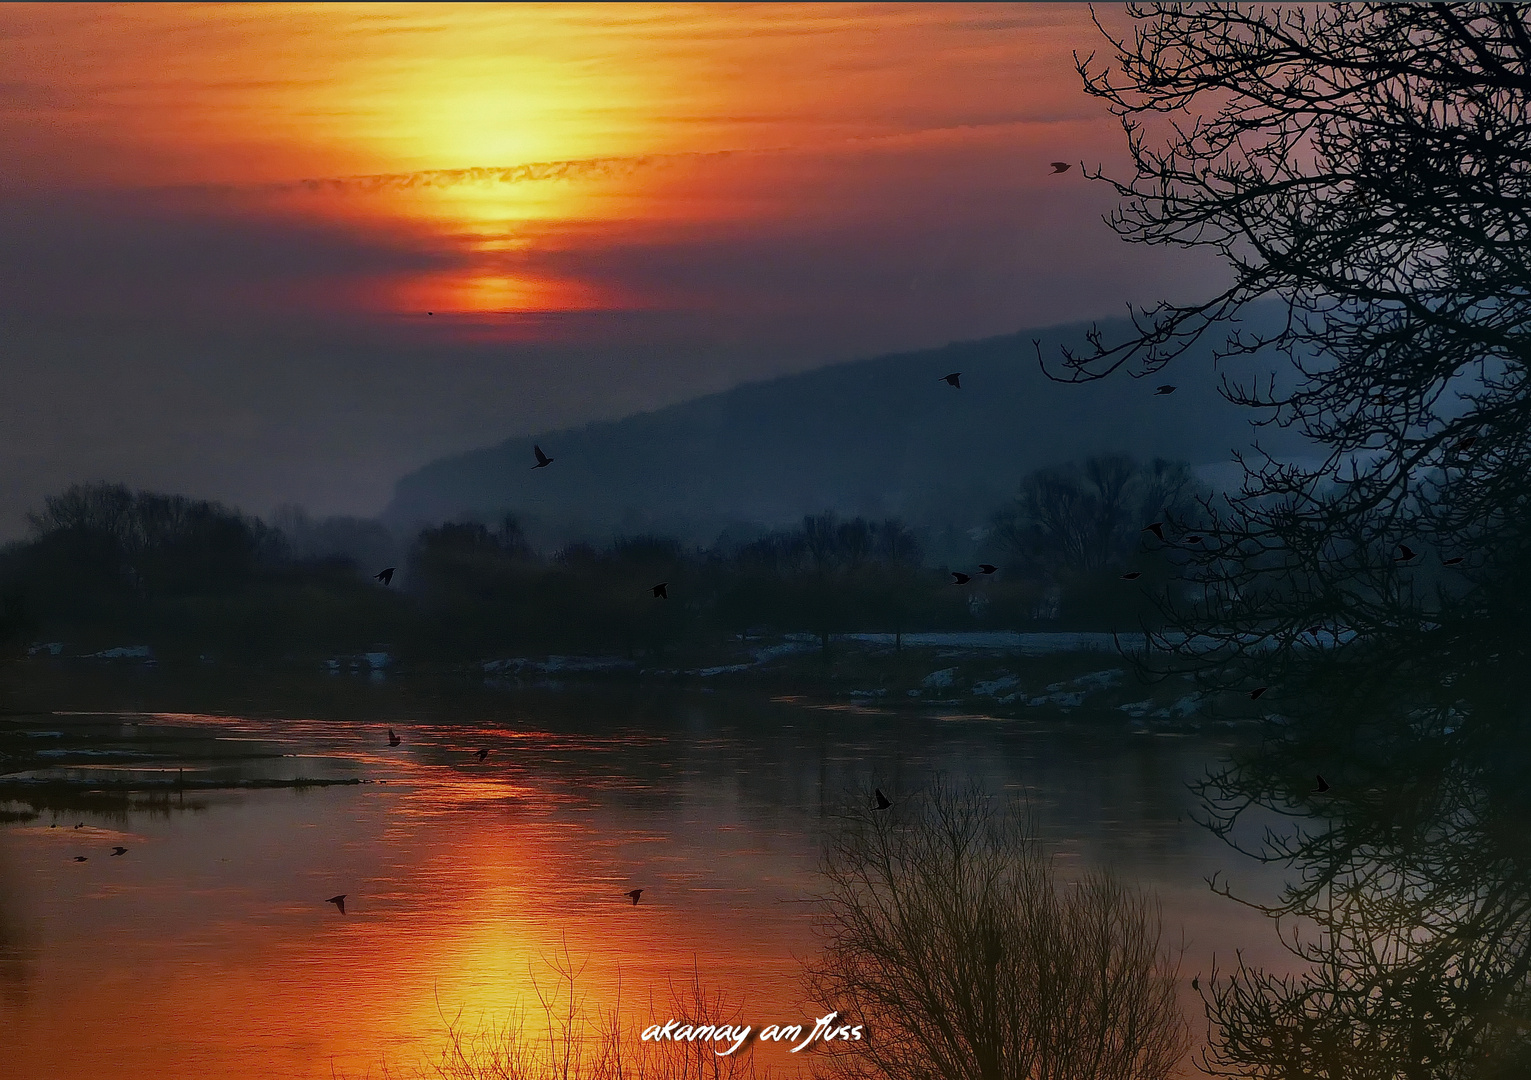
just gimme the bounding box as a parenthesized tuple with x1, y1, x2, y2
(1, 684, 1279, 1079)
(1193, 668, 1531, 1078)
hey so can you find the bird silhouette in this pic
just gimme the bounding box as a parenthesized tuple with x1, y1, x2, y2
(1249, 686, 1269, 700)
(1154, 385, 1177, 396)
(1443, 556, 1465, 566)
(387, 729, 401, 747)
(326, 894, 347, 915)
(532, 444, 554, 469)
(951, 571, 971, 584)
(978, 564, 997, 575)
(874, 789, 892, 810)
(626, 889, 643, 905)
(1121, 571, 1142, 580)
(1142, 522, 1165, 541)
(1315, 774, 1330, 793)
(111, 846, 127, 856)
(1049, 162, 1071, 173)
(1396, 544, 1418, 563)
(1192, 975, 1199, 992)
(941, 372, 961, 389)
(73, 856, 87, 862)
(652, 582, 668, 599)
(427, 311, 434, 316)
(476, 749, 489, 762)
(375, 567, 395, 586)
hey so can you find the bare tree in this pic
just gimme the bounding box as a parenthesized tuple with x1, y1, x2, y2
(804, 780, 1188, 1080)
(991, 456, 1202, 572)
(1051, 3, 1531, 685)
(1060, 7, 1531, 1077)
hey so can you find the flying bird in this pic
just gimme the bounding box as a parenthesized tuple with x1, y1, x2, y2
(375, 567, 395, 586)
(476, 749, 489, 762)
(73, 856, 87, 862)
(1396, 544, 1418, 563)
(387, 728, 401, 747)
(978, 564, 998, 575)
(326, 894, 347, 915)
(874, 789, 892, 810)
(652, 582, 668, 599)
(1443, 556, 1464, 566)
(111, 846, 127, 856)
(1192, 976, 1199, 992)
(1315, 774, 1330, 793)
(1154, 385, 1177, 396)
(1121, 571, 1142, 580)
(941, 372, 962, 389)
(1249, 686, 1269, 700)
(532, 444, 554, 469)
(626, 889, 643, 905)
(951, 571, 971, 585)
(1049, 161, 1071, 173)
(1142, 522, 1165, 541)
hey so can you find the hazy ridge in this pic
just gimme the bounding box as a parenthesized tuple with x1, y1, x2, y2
(384, 315, 1308, 547)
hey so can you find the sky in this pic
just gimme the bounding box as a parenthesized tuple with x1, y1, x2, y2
(0, 3, 1225, 538)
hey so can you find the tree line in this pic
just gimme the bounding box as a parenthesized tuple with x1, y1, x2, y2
(0, 454, 1203, 664)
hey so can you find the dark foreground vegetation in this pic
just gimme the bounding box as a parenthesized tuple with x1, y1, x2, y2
(0, 455, 1203, 669)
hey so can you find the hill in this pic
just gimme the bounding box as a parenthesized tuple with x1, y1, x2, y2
(382, 316, 1309, 550)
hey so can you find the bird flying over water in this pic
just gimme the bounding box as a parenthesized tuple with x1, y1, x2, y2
(626, 889, 643, 905)
(387, 729, 401, 747)
(874, 789, 892, 810)
(941, 372, 961, 389)
(652, 582, 668, 599)
(1154, 385, 1177, 395)
(111, 846, 127, 856)
(951, 571, 971, 584)
(1049, 162, 1071, 173)
(532, 444, 554, 469)
(978, 564, 997, 575)
(476, 749, 489, 762)
(1315, 775, 1330, 793)
(375, 567, 395, 586)
(326, 894, 347, 915)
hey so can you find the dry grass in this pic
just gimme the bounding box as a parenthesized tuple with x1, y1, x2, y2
(803, 778, 1190, 1080)
(342, 945, 800, 1080)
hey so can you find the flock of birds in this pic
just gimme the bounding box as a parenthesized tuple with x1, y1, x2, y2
(54, 158, 1349, 904)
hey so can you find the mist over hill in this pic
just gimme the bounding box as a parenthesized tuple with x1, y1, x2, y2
(383, 314, 1310, 551)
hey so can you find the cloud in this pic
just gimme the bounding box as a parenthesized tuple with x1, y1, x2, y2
(237, 151, 738, 195)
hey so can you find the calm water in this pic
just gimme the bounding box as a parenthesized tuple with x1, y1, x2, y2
(0, 684, 1290, 1078)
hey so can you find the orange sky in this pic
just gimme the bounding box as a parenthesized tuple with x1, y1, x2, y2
(0, 3, 1229, 532)
(0, 3, 1128, 319)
